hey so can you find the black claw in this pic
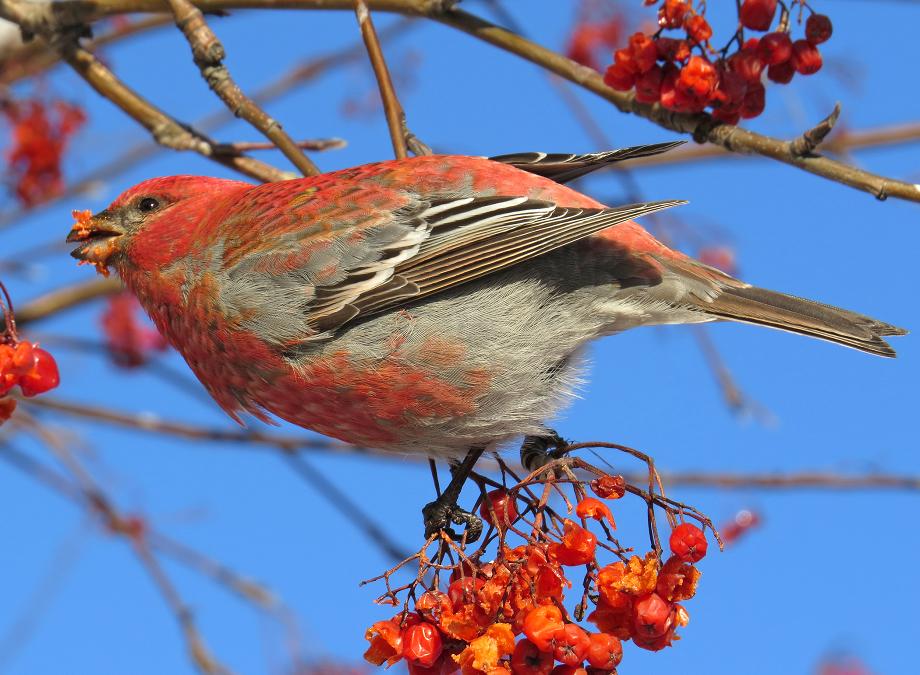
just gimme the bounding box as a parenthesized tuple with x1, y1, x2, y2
(520, 429, 568, 472)
(423, 498, 483, 543)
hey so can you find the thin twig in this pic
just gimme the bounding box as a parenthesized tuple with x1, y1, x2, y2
(354, 0, 409, 158)
(16, 278, 122, 326)
(165, 0, 320, 176)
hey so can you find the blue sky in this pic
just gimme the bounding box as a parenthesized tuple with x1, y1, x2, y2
(1, 1, 918, 674)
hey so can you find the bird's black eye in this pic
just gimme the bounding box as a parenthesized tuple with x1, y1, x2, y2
(138, 197, 160, 213)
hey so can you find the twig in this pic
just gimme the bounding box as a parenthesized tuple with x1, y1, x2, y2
(649, 471, 920, 490)
(789, 103, 841, 157)
(6, 0, 917, 200)
(0, 0, 290, 183)
(214, 137, 346, 153)
(0, 18, 416, 231)
(16, 278, 122, 326)
(354, 0, 410, 158)
(20, 396, 388, 457)
(165, 0, 320, 176)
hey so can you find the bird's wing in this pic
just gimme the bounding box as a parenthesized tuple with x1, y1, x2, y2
(222, 181, 683, 336)
(489, 141, 684, 184)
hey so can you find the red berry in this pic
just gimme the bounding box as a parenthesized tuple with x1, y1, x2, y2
(402, 622, 443, 668)
(758, 32, 793, 65)
(628, 32, 658, 73)
(603, 62, 636, 91)
(740, 81, 766, 119)
(792, 39, 822, 75)
(415, 590, 453, 624)
(479, 488, 518, 528)
(633, 593, 673, 638)
(585, 632, 623, 670)
(523, 605, 564, 652)
(729, 47, 764, 84)
(447, 577, 484, 609)
(19, 347, 60, 397)
(739, 0, 778, 31)
(805, 14, 833, 45)
(711, 108, 741, 125)
(684, 15, 712, 44)
(634, 65, 664, 104)
(656, 37, 690, 63)
(552, 623, 590, 667)
(669, 522, 708, 562)
(10, 341, 36, 375)
(767, 59, 795, 84)
(511, 638, 554, 675)
(590, 474, 626, 500)
(658, 0, 691, 29)
(552, 519, 597, 566)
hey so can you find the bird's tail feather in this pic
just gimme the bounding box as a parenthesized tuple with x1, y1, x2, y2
(703, 285, 907, 358)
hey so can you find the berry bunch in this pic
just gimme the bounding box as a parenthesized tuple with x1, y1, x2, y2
(0, 281, 61, 425)
(1, 98, 86, 206)
(603, 0, 833, 124)
(364, 452, 716, 674)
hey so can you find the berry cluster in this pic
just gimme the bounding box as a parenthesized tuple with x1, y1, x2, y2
(101, 291, 169, 368)
(0, 282, 60, 426)
(1, 98, 86, 206)
(603, 0, 833, 124)
(364, 456, 714, 674)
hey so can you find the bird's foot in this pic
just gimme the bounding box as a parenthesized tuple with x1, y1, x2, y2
(422, 497, 483, 543)
(520, 429, 568, 473)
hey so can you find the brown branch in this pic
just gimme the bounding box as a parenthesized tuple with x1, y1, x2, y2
(214, 137, 346, 153)
(354, 0, 411, 158)
(20, 395, 390, 457)
(651, 471, 920, 491)
(0, 18, 417, 232)
(42, 0, 916, 202)
(0, 15, 172, 85)
(165, 0, 320, 176)
(612, 119, 920, 170)
(0, 1, 291, 183)
(16, 277, 122, 326)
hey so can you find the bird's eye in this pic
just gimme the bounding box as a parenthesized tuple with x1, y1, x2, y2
(138, 197, 160, 213)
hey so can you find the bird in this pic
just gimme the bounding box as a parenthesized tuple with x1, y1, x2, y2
(67, 142, 905, 537)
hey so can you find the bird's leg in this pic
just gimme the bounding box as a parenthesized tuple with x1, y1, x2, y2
(422, 446, 485, 543)
(519, 429, 568, 473)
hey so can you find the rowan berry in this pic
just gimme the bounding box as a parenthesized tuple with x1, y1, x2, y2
(402, 622, 443, 668)
(511, 638, 554, 675)
(553, 520, 597, 566)
(739, 0, 778, 31)
(575, 498, 616, 528)
(633, 593, 673, 638)
(585, 632, 623, 670)
(767, 59, 795, 84)
(589, 474, 625, 500)
(685, 15, 712, 44)
(792, 39, 823, 75)
(669, 523, 708, 563)
(805, 14, 833, 45)
(480, 489, 519, 528)
(19, 347, 60, 397)
(523, 605, 564, 652)
(759, 32, 793, 66)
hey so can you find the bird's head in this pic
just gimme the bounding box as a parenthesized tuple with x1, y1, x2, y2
(67, 175, 249, 275)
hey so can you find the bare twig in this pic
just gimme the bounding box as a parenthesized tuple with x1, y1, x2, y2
(16, 278, 122, 326)
(214, 137, 346, 153)
(354, 0, 413, 158)
(650, 471, 920, 491)
(20, 396, 386, 457)
(165, 0, 320, 176)
(789, 103, 842, 157)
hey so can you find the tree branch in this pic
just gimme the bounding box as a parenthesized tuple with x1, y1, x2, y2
(165, 0, 320, 176)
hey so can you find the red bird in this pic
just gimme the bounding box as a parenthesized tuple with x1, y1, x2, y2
(67, 143, 904, 465)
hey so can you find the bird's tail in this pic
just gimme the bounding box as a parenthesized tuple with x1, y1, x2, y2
(702, 284, 906, 357)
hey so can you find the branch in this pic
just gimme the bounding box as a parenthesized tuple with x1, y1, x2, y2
(165, 0, 320, 176)
(16, 277, 121, 326)
(353, 0, 427, 157)
(652, 471, 920, 491)
(611, 119, 920, 170)
(0, 1, 292, 183)
(20, 396, 389, 457)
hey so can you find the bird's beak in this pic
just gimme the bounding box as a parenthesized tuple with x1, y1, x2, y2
(66, 209, 124, 275)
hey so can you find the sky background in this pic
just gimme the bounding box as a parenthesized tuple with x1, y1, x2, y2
(1, 1, 918, 674)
